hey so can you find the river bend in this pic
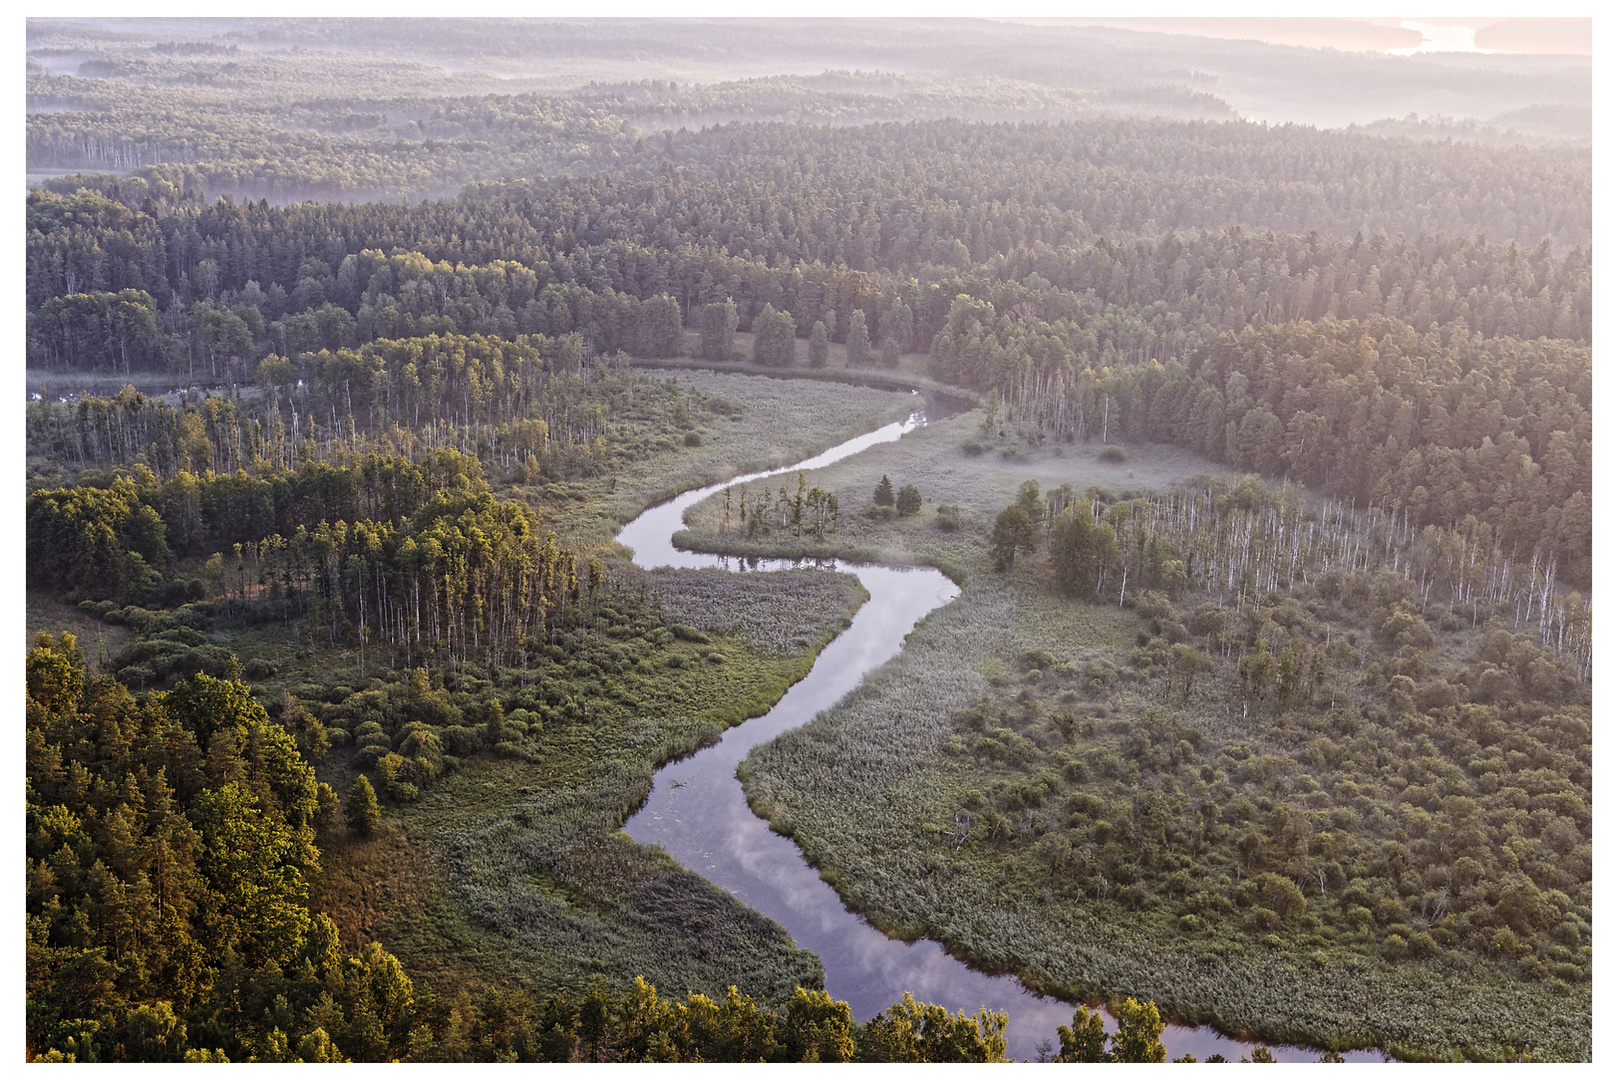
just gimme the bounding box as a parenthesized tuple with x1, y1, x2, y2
(616, 393, 1383, 1062)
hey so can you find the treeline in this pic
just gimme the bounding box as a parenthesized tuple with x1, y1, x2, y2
(28, 336, 721, 489)
(30, 444, 491, 572)
(992, 476, 1590, 679)
(27, 181, 1588, 392)
(947, 312, 1589, 588)
(28, 104, 1589, 249)
(28, 448, 591, 676)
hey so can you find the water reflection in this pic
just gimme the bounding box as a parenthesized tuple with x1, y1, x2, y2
(616, 397, 1386, 1062)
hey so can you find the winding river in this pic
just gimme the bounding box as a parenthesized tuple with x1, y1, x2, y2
(617, 391, 1385, 1062)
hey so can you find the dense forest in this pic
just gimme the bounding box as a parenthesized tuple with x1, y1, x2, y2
(25, 15, 1590, 1064)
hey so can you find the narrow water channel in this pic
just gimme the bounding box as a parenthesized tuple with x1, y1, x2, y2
(617, 392, 1385, 1062)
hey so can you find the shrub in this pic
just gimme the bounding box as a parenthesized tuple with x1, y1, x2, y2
(1100, 445, 1127, 463)
(346, 776, 380, 837)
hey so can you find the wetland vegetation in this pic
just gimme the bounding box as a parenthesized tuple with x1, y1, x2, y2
(681, 417, 1589, 1060)
(25, 15, 1589, 1062)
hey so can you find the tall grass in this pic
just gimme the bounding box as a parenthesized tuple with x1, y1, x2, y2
(717, 416, 1590, 1060)
(551, 370, 918, 546)
(313, 563, 868, 1007)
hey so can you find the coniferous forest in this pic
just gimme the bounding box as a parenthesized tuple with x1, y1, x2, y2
(25, 17, 1590, 1062)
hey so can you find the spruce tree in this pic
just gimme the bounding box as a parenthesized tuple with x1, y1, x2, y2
(873, 475, 895, 507)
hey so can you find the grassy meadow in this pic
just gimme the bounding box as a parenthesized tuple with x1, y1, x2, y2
(674, 409, 1211, 570)
(530, 368, 920, 547)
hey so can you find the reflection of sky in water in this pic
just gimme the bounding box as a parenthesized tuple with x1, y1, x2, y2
(1389, 20, 1492, 55)
(617, 405, 1387, 1062)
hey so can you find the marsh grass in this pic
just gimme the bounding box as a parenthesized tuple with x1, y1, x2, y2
(535, 369, 918, 547)
(676, 410, 1211, 570)
(741, 565, 1591, 1059)
(311, 565, 868, 1006)
(704, 411, 1590, 1060)
(643, 566, 869, 655)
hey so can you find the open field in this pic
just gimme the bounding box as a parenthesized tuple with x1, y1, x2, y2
(25, 592, 133, 673)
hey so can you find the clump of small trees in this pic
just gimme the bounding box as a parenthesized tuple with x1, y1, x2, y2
(871, 475, 922, 517)
(725, 471, 840, 541)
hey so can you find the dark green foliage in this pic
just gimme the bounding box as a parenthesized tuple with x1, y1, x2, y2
(990, 505, 1036, 571)
(28, 476, 172, 598)
(878, 298, 914, 355)
(639, 293, 683, 358)
(844, 310, 871, 368)
(873, 475, 895, 507)
(1049, 503, 1119, 596)
(751, 303, 797, 367)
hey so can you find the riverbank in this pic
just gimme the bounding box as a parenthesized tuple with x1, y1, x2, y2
(627, 353, 981, 403)
(671, 406, 1590, 1060)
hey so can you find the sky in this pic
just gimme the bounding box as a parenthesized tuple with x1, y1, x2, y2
(1000, 17, 1591, 56)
